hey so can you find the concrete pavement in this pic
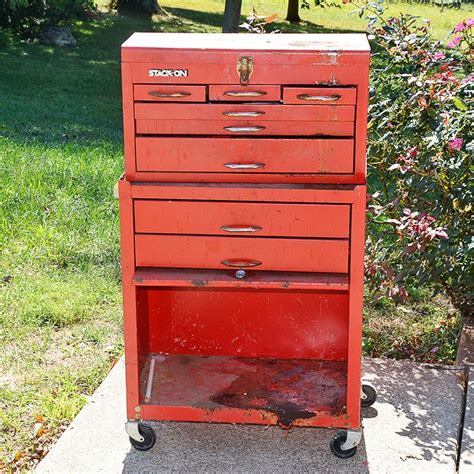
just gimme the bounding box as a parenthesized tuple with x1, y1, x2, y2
(36, 357, 466, 473)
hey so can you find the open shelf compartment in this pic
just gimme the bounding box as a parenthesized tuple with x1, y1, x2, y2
(139, 354, 348, 428)
(131, 273, 351, 428)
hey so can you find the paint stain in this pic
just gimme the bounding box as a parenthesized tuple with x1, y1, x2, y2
(210, 358, 345, 427)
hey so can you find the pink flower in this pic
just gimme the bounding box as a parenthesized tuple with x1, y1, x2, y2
(430, 52, 445, 61)
(448, 138, 463, 151)
(453, 19, 474, 33)
(454, 21, 466, 33)
(461, 74, 474, 85)
(447, 36, 462, 48)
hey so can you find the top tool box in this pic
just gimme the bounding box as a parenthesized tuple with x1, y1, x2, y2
(119, 33, 375, 458)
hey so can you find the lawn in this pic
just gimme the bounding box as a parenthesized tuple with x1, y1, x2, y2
(0, 0, 470, 470)
(159, 0, 471, 38)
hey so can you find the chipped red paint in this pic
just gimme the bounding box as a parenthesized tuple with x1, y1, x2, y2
(119, 33, 370, 433)
(141, 355, 346, 428)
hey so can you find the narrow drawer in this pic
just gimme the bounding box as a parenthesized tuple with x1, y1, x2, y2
(135, 137, 354, 174)
(134, 103, 355, 122)
(209, 85, 281, 102)
(134, 201, 350, 238)
(135, 234, 349, 273)
(134, 84, 206, 102)
(135, 120, 353, 136)
(283, 87, 357, 105)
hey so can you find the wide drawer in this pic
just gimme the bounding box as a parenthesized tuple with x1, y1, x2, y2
(134, 103, 355, 122)
(135, 234, 349, 273)
(135, 120, 354, 136)
(283, 87, 356, 105)
(134, 200, 350, 238)
(134, 84, 206, 102)
(135, 137, 354, 174)
(209, 85, 281, 102)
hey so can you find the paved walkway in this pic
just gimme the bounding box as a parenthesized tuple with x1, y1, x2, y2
(36, 357, 468, 473)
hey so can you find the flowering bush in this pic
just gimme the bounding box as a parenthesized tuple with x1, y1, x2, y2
(365, 12, 473, 316)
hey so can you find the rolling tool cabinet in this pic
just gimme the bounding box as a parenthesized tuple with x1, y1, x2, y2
(119, 33, 375, 458)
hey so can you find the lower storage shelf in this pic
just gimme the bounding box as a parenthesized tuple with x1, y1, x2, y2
(139, 354, 348, 428)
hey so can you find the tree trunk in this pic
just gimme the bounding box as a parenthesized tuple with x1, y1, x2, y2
(117, 0, 162, 14)
(285, 0, 301, 23)
(222, 0, 242, 33)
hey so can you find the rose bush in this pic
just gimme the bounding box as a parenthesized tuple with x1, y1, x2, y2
(364, 10, 473, 316)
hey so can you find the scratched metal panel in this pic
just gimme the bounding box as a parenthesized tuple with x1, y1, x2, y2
(140, 287, 349, 360)
(140, 354, 347, 427)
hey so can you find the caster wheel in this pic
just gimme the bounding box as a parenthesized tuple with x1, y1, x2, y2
(361, 383, 377, 408)
(330, 431, 357, 459)
(129, 423, 156, 451)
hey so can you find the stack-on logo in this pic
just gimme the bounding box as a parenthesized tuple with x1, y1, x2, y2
(148, 69, 188, 77)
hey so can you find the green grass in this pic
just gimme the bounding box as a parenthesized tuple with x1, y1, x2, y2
(0, 0, 469, 470)
(157, 0, 472, 39)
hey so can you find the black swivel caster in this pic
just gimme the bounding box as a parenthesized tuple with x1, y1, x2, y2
(330, 430, 360, 459)
(127, 422, 156, 451)
(361, 382, 377, 408)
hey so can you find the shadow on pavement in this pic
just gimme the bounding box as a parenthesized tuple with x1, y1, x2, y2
(120, 358, 463, 472)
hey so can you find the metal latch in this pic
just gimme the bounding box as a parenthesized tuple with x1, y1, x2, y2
(237, 56, 253, 85)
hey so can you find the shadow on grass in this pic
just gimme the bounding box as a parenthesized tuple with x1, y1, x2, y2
(0, 8, 361, 148)
(0, 12, 154, 148)
(166, 6, 361, 34)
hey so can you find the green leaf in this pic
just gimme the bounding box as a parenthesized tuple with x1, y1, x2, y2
(452, 97, 468, 111)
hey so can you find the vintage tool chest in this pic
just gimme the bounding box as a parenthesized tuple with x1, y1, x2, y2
(119, 33, 374, 458)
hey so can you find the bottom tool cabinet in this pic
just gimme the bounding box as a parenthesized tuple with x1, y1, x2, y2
(119, 180, 376, 458)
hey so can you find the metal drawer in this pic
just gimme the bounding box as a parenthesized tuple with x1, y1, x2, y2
(134, 234, 349, 273)
(134, 103, 355, 122)
(134, 200, 350, 238)
(283, 87, 357, 105)
(135, 120, 354, 136)
(134, 84, 206, 102)
(209, 85, 281, 102)
(135, 137, 354, 174)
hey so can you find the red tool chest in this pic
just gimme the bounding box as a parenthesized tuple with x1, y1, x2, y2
(119, 33, 374, 458)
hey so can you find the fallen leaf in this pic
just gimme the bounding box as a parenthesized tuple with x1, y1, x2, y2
(34, 423, 44, 438)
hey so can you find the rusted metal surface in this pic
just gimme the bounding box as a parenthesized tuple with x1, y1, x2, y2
(141, 354, 346, 428)
(132, 268, 349, 291)
(119, 34, 370, 433)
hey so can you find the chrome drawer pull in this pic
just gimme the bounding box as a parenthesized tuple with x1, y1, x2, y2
(221, 259, 262, 268)
(224, 163, 265, 169)
(296, 94, 342, 102)
(224, 91, 267, 97)
(220, 225, 262, 233)
(224, 126, 265, 133)
(148, 91, 191, 98)
(223, 111, 265, 117)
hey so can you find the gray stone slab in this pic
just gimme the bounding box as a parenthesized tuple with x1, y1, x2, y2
(362, 358, 463, 473)
(36, 357, 464, 473)
(459, 377, 474, 473)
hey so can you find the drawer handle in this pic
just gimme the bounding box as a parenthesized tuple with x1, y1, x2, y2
(221, 225, 263, 233)
(224, 91, 267, 97)
(223, 111, 265, 117)
(296, 94, 342, 102)
(224, 162, 265, 169)
(221, 259, 262, 268)
(148, 91, 191, 98)
(224, 126, 265, 133)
